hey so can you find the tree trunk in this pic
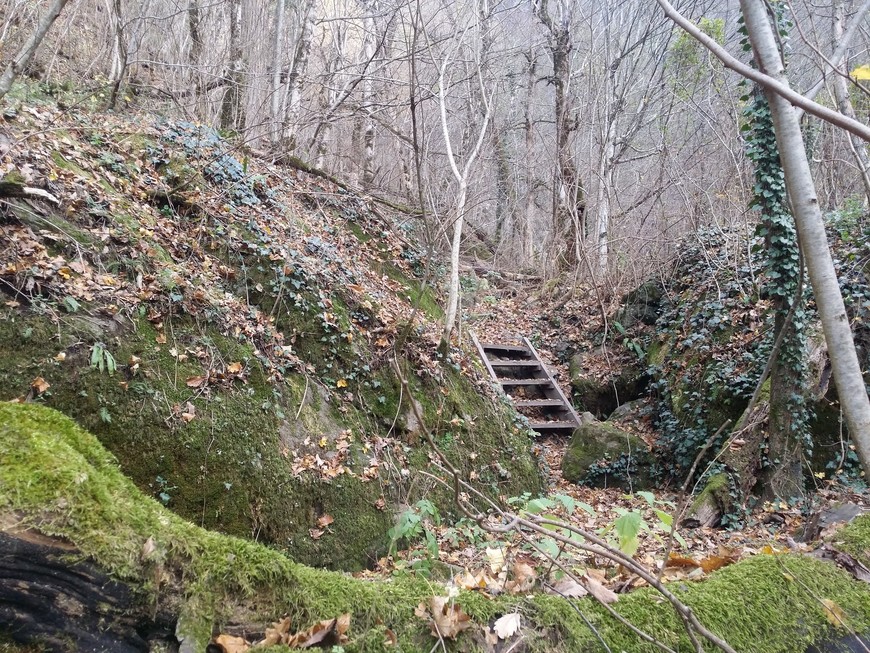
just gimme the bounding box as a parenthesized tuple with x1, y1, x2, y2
(0, 0, 71, 101)
(107, 0, 127, 110)
(282, 0, 316, 151)
(595, 132, 614, 274)
(741, 0, 870, 475)
(219, 0, 244, 132)
(831, 0, 870, 204)
(269, 0, 286, 147)
(521, 50, 537, 265)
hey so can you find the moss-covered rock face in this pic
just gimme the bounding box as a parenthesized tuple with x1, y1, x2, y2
(561, 421, 652, 489)
(4, 403, 870, 653)
(0, 305, 541, 571)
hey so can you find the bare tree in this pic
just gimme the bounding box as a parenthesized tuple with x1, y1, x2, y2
(435, 8, 494, 348)
(219, 0, 244, 131)
(0, 0, 72, 101)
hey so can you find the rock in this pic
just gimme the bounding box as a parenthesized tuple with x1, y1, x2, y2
(683, 473, 732, 528)
(614, 280, 663, 329)
(607, 398, 650, 422)
(569, 348, 648, 418)
(561, 421, 653, 490)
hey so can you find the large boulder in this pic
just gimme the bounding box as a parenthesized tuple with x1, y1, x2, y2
(561, 420, 653, 490)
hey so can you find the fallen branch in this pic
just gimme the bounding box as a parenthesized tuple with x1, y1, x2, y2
(0, 180, 60, 205)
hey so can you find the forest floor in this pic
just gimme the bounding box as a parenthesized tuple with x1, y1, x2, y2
(372, 270, 870, 598)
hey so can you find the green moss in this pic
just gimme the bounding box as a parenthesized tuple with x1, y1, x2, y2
(835, 515, 870, 566)
(689, 472, 731, 516)
(51, 151, 93, 180)
(561, 421, 652, 489)
(0, 309, 390, 570)
(3, 403, 870, 653)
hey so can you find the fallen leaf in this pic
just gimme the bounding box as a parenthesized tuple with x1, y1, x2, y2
(383, 628, 397, 647)
(285, 614, 350, 648)
(666, 553, 701, 569)
(547, 577, 588, 598)
(31, 376, 50, 394)
(820, 598, 848, 627)
(585, 575, 619, 604)
(257, 617, 292, 646)
(309, 528, 324, 540)
(210, 634, 249, 653)
(227, 361, 243, 374)
(486, 547, 505, 574)
(317, 514, 335, 528)
(155, 332, 167, 344)
(505, 561, 537, 594)
(141, 536, 156, 560)
(181, 402, 196, 423)
(492, 613, 521, 639)
(336, 378, 348, 388)
(416, 597, 472, 639)
(186, 375, 207, 388)
(54, 352, 66, 362)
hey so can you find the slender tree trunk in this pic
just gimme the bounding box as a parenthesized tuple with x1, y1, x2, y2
(831, 0, 870, 204)
(595, 131, 614, 274)
(741, 0, 870, 474)
(107, 0, 127, 109)
(220, 0, 244, 132)
(521, 50, 537, 264)
(0, 0, 71, 101)
(269, 0, 286, 146)
(282, 0, 315, 150)
(492, 128, 511, 248)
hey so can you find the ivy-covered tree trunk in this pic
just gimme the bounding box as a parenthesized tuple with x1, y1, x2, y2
(745, 85, 808, 501)
(741, 0, 870, 475)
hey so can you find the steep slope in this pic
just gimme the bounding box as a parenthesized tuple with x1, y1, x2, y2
(0, 99, 542, 569)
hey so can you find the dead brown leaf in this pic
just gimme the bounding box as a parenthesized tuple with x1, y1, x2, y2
(416, 597, 472, 639)
(505, 561, 537, 594)
(584, 575, 619, 604)
(186, 374, 207, 388)
(30, 376, 50, 394)
(547, 577, 588, 598)
(317, 514, 335, 528)
(210, 634, 249, 653)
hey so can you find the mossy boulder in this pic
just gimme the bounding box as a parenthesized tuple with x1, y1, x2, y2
(4, 403, 870, 653)
(561, 420, 653, 489)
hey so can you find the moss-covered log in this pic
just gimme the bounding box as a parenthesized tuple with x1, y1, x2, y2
(4, 402, 870, 653)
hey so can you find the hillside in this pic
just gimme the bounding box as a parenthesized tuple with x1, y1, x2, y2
(0, 96, 542, 570)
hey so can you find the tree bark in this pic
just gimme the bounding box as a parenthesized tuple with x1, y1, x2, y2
(282, 0, 316, 151)
(219, 0, 245, 132)
(0, 0, 71, 101)
(107, 0, 127, 110)
(0, 531, 176, 653)
(741, 0, 870, 475)
(269, 0, 286, 146)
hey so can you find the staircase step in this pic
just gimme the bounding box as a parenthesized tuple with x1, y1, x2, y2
(529, 420, 579, 432)
(513, 399, 565, 407)
(499, 379, 553, 386)
(489, 360, 541, 367)
(481, 343, 528, 353)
